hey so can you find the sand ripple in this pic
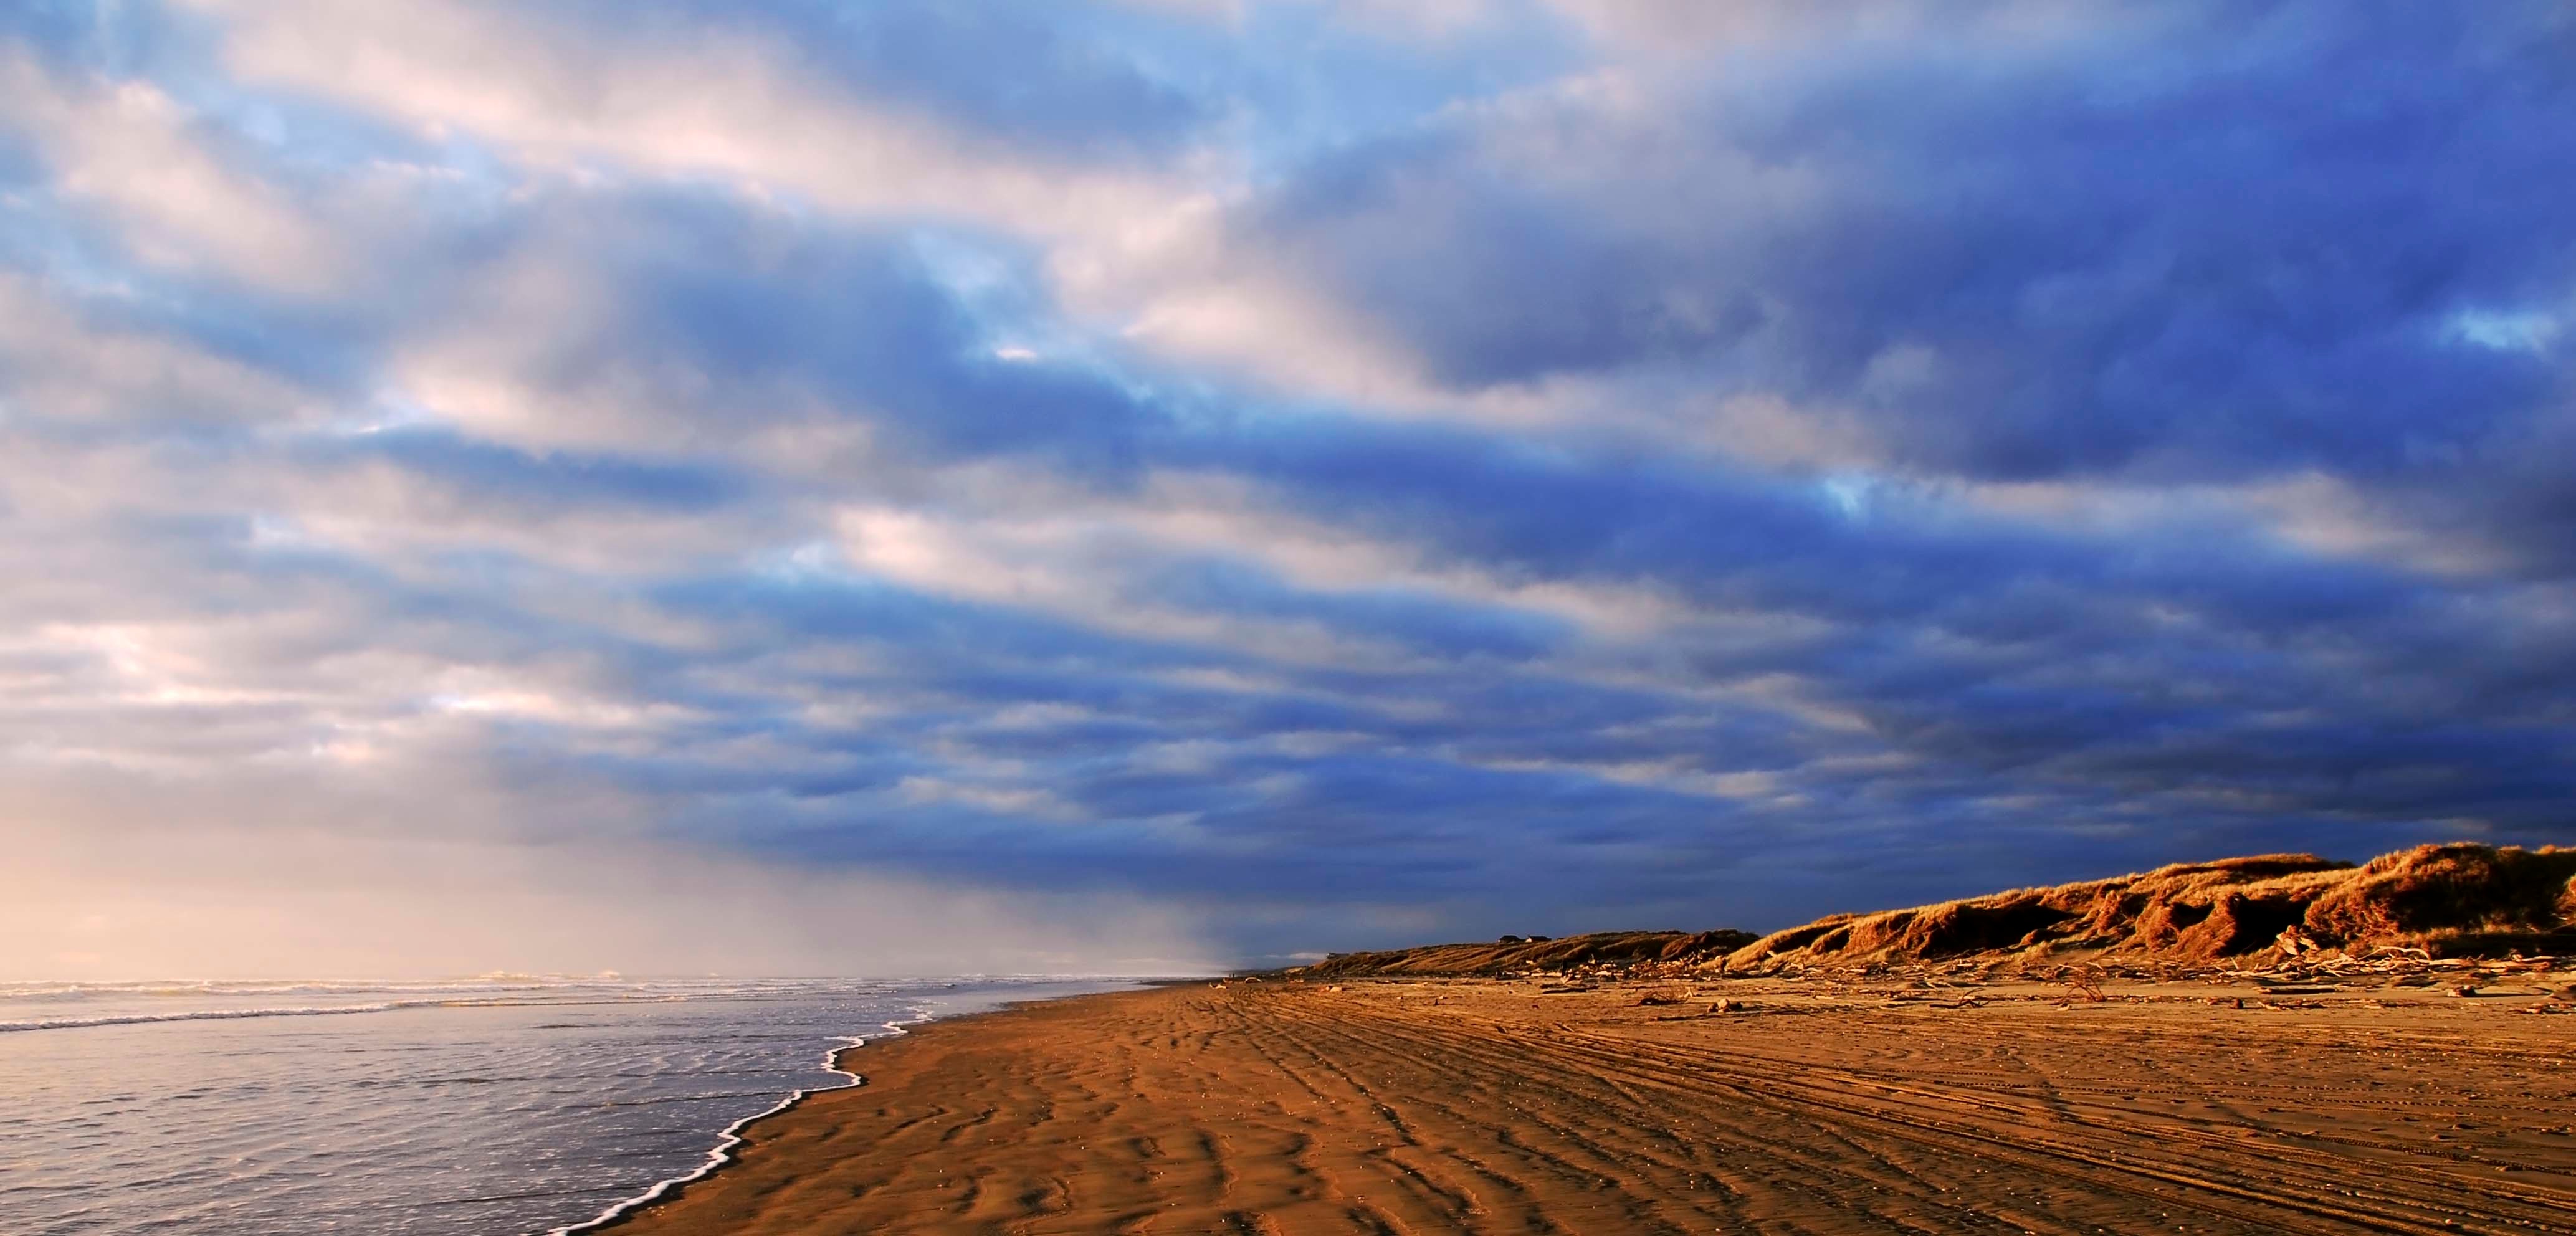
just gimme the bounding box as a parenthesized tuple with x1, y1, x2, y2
(616, 979, 2576, 1234)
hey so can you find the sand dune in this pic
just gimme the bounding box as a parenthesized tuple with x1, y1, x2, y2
(1724, 842, 2576, 973)
(612, 972, 2576, 1234)
(1300, 929, 1758, 979)
(1305, 843, 2576, 981)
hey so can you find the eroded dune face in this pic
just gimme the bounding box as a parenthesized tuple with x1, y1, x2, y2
(1304, 844, 2576, 979)
(1729, 843, 2576, 972)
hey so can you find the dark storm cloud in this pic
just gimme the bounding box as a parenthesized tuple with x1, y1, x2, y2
(1239, 2, 2576, 481)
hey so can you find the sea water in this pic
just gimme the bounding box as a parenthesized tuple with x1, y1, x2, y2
(0, 975, 1142, 1234)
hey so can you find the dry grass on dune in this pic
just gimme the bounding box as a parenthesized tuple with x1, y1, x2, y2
(1299, 843, 2576, 981)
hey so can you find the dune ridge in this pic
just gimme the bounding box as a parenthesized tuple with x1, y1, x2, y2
(1297, 928, 1760, 978)
(1301, 842, 2576, 979)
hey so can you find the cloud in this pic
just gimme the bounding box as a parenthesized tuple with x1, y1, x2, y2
(1113, 4, 2576, 485)
(0, 49, 343, 293)
(178, 0, 1193, 240)
(0, 271, 323, 424)
(1, 2, 2571, 973)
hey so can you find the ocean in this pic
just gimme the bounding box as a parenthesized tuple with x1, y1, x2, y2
(0, 975, 1145, 1234)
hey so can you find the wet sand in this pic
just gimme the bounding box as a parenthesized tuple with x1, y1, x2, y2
(613, 976, 2576, 1234)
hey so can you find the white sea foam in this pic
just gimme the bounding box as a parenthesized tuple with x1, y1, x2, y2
(545, 1012, 928, 1235)
(0, 977, 638, 1005)
(0, 999, 458, 1033)
(0, 975, 918, 1033)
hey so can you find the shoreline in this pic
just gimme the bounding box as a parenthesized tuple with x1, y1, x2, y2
(604, 973, 2576, 1234)
(540, 1017, 907, 1236)
(547, 979, 1185, 1235)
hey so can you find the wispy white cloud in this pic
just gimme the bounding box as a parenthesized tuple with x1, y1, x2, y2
(1, 51, 344, 293)
(181, 0, 1188, 240)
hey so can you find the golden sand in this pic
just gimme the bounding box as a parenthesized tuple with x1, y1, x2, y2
(613, 974, 2576, 1234)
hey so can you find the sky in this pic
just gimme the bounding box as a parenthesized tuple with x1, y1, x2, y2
(2, 1, 2572, 976)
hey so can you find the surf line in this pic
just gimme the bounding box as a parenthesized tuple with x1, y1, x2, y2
(542, 1010, 936, 1235)
(0, 999, 459, 1033)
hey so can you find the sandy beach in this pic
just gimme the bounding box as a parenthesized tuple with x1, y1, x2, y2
(611, 975, 2576, 1234)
